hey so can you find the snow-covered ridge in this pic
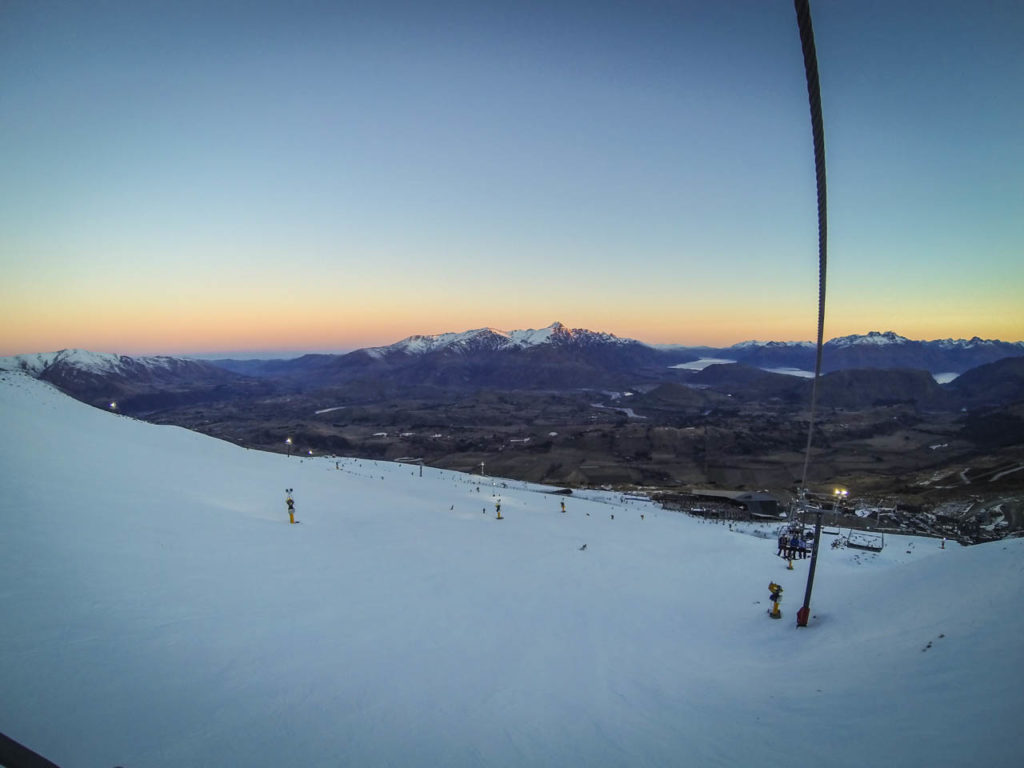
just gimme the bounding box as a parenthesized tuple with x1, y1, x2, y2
(730, 340, 816, 350)
(0, 348, 180, 376)
(936, 336, 1023, 350)
(827, 331, 911, 348)
(731, 332, 912, 350)
(731, 331, 943, 350)
(364, 321, 636, 358)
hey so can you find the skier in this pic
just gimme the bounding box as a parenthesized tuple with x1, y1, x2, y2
(286, 488, 296, 524)
(560, 501, 566, 514)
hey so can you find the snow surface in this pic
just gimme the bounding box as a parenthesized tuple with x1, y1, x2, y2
(2, 371, 1023, 767)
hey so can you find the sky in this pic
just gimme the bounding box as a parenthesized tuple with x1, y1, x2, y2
(1, 0, 1021, 356)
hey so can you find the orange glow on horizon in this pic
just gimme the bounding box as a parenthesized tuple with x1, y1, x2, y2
(2, 289, 1021, 357)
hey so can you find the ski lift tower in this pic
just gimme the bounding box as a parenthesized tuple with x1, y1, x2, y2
(796, 489, 823, 628)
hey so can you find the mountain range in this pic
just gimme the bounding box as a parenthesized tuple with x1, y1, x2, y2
(3, 323, 1023, 413)
(668, 329, 1024, 374)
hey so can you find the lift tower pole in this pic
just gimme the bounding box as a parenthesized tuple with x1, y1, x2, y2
(793, 0, 829, 628)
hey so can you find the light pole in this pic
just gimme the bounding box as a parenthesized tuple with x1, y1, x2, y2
(833, 487, 847, 527)
(286, 437, 293, 458)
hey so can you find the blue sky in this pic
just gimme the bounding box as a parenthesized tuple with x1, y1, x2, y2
(1, 0, 1021, 355)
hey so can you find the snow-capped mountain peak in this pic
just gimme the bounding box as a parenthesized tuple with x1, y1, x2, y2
(0, 348, 179, 376)
(935, 336, 1014, 350)
(364, 322, 636, 358)
(827, 331, 911, 348)
(730, 339, 815, 350)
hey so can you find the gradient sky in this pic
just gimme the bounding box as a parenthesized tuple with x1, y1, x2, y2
(1, 0, 1021, 356)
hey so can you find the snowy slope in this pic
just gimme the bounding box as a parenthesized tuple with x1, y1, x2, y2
(1, 371, 1022, 767)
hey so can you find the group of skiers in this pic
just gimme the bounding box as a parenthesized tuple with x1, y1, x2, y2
(777, 531, 809, 560)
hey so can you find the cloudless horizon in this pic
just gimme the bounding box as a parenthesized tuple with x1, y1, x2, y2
(2, 1, 1022, 357)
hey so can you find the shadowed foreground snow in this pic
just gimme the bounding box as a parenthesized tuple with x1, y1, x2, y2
(1, 371, 1022, 767)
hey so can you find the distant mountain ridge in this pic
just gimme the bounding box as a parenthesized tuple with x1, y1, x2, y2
(364, 322, 629, 358)
(365, 326, 1024, 365)
(4, 325, 1023, 413)
(291, 324, 1023, 377)
(252, 322, 664, 391)
(709, 331, 1024, 374)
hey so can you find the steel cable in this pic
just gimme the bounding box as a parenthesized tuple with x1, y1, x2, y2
(795, 0, 828, 490)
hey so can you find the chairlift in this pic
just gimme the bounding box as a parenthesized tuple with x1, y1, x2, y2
(846, 529, 884, 552)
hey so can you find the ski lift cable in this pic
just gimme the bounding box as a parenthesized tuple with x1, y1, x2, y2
(795, 0, 828, 493)
(793, 0, 830, 627)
